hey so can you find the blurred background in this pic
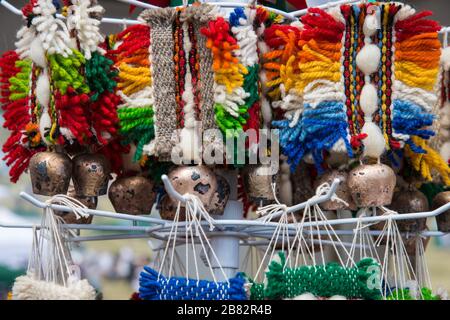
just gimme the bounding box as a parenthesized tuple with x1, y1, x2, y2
(0, 0, 449, 300)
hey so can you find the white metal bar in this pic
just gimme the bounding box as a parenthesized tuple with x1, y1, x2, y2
(0, 0, 22, 15)
(19, 191, 166, 225)
(12, 190, 450, 230)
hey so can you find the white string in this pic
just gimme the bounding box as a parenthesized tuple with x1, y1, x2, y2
(29, 194, 88, 288)
(156, 192, 232, 286)
(257, 183, 287, 220)
(374, 206, 421, 299)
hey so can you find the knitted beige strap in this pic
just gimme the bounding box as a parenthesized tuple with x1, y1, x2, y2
(184, 4, 224, 158)
(140, 8, 177, 160)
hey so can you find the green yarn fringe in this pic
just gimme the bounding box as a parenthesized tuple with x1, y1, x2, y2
(243, 64, 259, 107)
(48, 50, 90, 94)
(263, 252, 382, 300)
(214, 103, 248, 134)
(118, 106, 155, 162)
(9, 59, 31, 101)
(85, 52, 118, 101)
(387, 287, 440, 300)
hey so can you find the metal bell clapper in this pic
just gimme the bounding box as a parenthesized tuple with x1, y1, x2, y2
(72, 153, 111, 197)
(29, 151, 72, 196)
(108, 176, 156, 215)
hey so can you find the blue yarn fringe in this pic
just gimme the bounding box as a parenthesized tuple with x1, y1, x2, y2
(392, 99, 435, 154)
(229, 7, 246, 27)
(273, 101, 353, 173)
(139, 266, 248, 300)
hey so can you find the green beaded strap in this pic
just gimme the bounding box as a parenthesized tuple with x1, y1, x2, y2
(263, 252, 382, 300)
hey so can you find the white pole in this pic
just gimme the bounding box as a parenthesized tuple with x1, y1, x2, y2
(210, 169, 243, 281)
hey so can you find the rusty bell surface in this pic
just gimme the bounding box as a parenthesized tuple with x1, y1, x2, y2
(72, 153, 111, 197)
(29, 151, 72, 196)
(389, 188, 428, 232)
(167, 165, 218, 210)
(108, 176, 156, 215)
(347, 163, 396, 207)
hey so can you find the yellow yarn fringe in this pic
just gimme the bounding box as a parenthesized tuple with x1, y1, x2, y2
(117, 63, 152, 96)
(405, 136, 450, 186)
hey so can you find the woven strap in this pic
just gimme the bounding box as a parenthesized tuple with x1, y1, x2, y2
(186, 4, 224, 157)
(139, 266, 247, 300)
(141, 8, 177, 160)
(263, 252, 382, 300)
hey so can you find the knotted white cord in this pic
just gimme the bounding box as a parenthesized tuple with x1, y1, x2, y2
(373, 206, 420, 299)
(346, 209, 380, 268)
(257, 183, 288, 221)
(156, 193, 232, 286)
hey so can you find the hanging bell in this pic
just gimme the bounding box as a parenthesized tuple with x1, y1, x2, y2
(313, 170, 357, 211)
(208, 174, 230, 216)
(242, 164, 277, 206)
(388, 188, 428, 233)
(72, 153, 111, 197)
(347, 163, 396, 207)
(404, 232, 430, 257)
(108, 176, 156, 215)
(432, 191, 450, 232)
(29, 151, 72, 196)
(159, 194, 186, 221)
(55, 184, 97, 224)
(291, 161, 315, 204)
(167, 165, 218, 212)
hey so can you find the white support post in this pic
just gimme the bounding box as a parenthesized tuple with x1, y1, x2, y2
(210, 169, 243, 281)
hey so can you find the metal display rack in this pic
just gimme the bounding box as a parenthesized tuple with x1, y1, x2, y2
(0, 0, 449, 285)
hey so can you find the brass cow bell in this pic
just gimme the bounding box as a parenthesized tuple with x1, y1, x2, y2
(29, 151, 72, 196)
(72, 153, 111, 196)
(348, 164, 396, 207)
(108, 176, 156, 215)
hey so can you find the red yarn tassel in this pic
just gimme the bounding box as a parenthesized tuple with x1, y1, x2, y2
(201, 17, 238, 46)
(2, 132, 43, 183)
(111, 25, 151, 62)
(395, 11, 441, 41)
(301, 8, 345, 43)
(264, 25, 302, 49)
(0, 51, 20, 108)
(97, 139, 130, 176)
(243, 102, 260, 149)
(54, 87, 92, 145)
(90, 91, 121, 146)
